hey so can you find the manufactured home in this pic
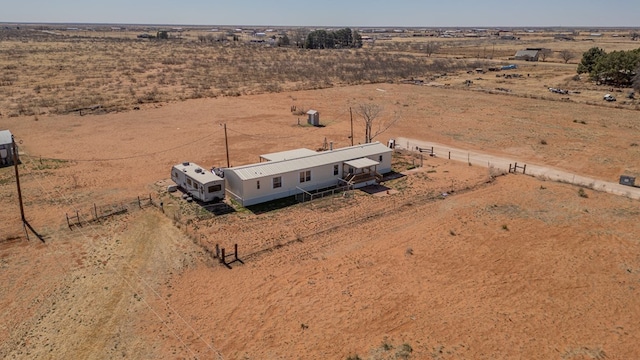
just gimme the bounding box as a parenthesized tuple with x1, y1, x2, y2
(224, 142, 392, 206)
(171, 162, 225, 202)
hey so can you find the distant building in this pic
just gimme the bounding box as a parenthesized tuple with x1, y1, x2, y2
(0, 130, 18, 167)
(514, 49, 541, 61)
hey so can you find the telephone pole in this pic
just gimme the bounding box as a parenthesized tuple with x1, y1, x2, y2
(223, 123, 230, 168)
(12, 135, 27, 239)
(349, 107, 354, 146)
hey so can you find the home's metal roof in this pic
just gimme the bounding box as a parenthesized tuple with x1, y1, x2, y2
(228, 142, 391, 181)
(260, 148, 317, 162)
(345, 157, 379, 169)
(173, 162, 223, 184)
(515, 50, 539, 58)
(306, 110, 318, 115)
(0, 130, 12, 145)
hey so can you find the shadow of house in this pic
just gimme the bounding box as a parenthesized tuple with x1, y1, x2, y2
(0, 130, 18, 168)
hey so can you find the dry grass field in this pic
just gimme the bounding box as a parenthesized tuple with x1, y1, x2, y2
(1, 25, 640, 359)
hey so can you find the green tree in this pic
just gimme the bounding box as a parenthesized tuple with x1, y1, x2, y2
(634, 64, 640, 92)
(305, 29, 334, 49)
(577, 47, 606, 74)
(277, 33, 290, 47)
(304, 28, 362, 49)
(592, 49, 640, 86)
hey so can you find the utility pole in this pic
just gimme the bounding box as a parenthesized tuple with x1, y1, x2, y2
(12, 135, 28, 239)
(222, 123, 230, 168)
(349, 107, 354, 146)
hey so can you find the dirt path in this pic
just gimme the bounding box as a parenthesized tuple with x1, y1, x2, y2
(397, 137, 640, 200)
(0, 210, 213, 359)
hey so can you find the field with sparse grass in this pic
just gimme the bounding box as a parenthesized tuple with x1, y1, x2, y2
(1, 25, 640, 359)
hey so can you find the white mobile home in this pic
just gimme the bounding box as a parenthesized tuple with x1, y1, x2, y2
(224, 142, 392, 206)
(171, 162, 225, 202)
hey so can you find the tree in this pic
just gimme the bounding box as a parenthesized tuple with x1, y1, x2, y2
(577, 47, 606, 74)
(539, 48, 552, 62)
(304, 28, 363, 49)
(292, 28, 309, 48)
(355, 104, 399, 143)
(592, 50, 640, 87)
(277, 33, 290, 47)
(156, 31, 169, 40)
(634, 64, 640, 92)
(424, 42, 440, 57)
(560, 49, 575, 63)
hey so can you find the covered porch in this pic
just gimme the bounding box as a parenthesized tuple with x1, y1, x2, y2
(342, 158, 383, 187)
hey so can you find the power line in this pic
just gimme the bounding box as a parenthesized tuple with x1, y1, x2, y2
(17, 151, 224, 359)
(23, 132, 216, 163)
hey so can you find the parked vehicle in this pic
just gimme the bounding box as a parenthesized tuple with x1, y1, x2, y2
(604, 94, 616, 102)
(171, 162, 225, 202)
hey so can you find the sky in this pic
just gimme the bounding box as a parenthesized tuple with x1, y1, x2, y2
(1, 0, 639, 28)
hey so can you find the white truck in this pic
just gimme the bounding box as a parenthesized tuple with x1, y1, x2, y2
(171, 162, 225, 202)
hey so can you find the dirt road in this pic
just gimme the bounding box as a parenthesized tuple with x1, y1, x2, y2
(397, 137, 640, 200)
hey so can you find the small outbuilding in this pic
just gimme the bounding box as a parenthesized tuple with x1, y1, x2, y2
(307, 110, 320, 126)
(514, 49, 540, 61)
(0, 130, 18, 167)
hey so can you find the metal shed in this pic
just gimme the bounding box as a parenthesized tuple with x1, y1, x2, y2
(307, 110, 320, 126)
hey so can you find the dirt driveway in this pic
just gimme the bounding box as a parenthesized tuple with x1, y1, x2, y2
(397, 137, 640, 200)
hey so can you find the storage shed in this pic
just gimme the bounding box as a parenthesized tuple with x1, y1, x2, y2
(0, 130, 18, 167)
(307, 110, 320, 126)
(225, 142, 392, 206)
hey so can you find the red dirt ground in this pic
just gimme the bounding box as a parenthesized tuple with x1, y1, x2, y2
(1, 84, 639, 359)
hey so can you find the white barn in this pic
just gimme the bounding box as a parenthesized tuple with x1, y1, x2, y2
(225, 142, 392, 206)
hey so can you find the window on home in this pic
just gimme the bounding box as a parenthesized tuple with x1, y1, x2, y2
(273, 176, 282, 188)
(299, 170, 311, 183)
(186, 178, 192, 186)
(208, 184, 222, 193)
(257, 180, 260, 190)
(379, 155, 383, 161)
(333, 164, 339, 175)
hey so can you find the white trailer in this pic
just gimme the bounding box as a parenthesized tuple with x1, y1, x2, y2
(171, 162, 225, 202)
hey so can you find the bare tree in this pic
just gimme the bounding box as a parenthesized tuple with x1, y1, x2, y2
(424, 42, 440, 57)
(355, 103, 399, 143)
(539, 48, 552, 62)
(560, 49, 575, 64)
(291, 28, 309, 48)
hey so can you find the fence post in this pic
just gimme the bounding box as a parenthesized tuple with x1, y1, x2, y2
(137, 196, 141, 209)
(448, 151, 451, 159)
(76, 210, 80, 227)
(93, 203, 98, 220)
(220, 248, 226, 265)
(523, 164, 527, 175)
(234, 243, 239, 261)
(66, 213, 71, 229)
